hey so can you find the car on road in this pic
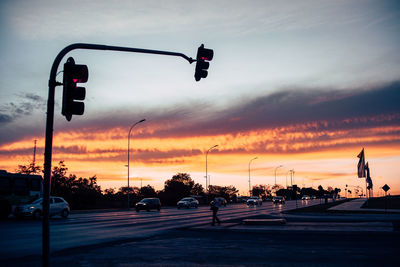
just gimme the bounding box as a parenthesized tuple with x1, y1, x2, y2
(237, 196, 249, 203)
(246, 196, 263, 206)
(213, 197, 227, 207)
(177, 197, 199, 209)
(13, 196, 70, 219)
(272, 196, 285, 204)
(301, 195, 311, 200)
(135, 198, 161, 212)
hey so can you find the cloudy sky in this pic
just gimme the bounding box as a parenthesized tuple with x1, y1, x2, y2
(1, 0, 399, 195)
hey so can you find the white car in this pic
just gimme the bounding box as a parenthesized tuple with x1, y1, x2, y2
(246, 196, 263, 206)
(13, 196, 70, 219)
(177, 197, 199, 209)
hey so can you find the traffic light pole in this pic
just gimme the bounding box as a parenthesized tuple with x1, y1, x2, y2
(43, 43, 196, 267)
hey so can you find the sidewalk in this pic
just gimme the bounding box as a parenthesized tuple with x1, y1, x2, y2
(329, 198, 400, 213)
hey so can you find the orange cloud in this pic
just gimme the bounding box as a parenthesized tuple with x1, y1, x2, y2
(1, 82, 400, 194)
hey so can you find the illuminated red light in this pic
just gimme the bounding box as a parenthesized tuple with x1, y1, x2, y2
(73, 79, 78, 83)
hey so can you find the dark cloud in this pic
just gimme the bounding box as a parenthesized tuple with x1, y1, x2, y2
(1, 82, 399, 147)
(136, 81, 400, 138)
(0, 92, 46, 123)
(0, 145, 86, 157)
(0, 113, 13, 123)
(53, 145, 87, 154)
(86, 148, 202, 163)
(0, 93, 46, 145)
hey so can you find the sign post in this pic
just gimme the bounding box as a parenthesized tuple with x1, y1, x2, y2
(382, 184, 390, 212)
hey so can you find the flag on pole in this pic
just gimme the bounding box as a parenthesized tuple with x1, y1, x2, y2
(357, 148, 365, 178)
(365, 162, 373, 190)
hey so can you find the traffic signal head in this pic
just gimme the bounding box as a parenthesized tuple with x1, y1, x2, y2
(62, 57, 88, 121)
(194, 44, 213, 81)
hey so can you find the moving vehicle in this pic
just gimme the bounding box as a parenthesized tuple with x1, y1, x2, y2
(0, 170, 43, 218)
(301, 195, 311, 200)
(237, 196, 249, 203)
(272, 196, 285, 204)
(135, 198, 161, 212)
(177, 197, 199, 209)
(13, 196, 70, 219)
(246, 196, 263, 206)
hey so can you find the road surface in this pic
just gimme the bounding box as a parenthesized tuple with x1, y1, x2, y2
(0, 199, 319, 260)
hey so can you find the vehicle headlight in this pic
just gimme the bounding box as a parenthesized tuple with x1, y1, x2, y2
(29, 206, 35, 210)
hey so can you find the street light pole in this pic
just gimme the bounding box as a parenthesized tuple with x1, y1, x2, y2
(248, 157, 258, 196)
(290, 169, 295, 186)
(127, 119, 146, 209)
(206, 145, 218, 191)
(274, 165, 283, 186)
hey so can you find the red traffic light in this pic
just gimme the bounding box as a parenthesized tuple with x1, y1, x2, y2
(62, 57, 88, 121)
(194, 44, 213, 82)
(71, 65, 88, 83)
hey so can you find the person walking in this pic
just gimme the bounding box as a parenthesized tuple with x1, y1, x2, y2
(210, 198, 221, 226)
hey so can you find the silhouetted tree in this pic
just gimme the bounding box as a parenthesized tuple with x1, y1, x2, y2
(190, 183, 205, 196)
(46, 161, 104, 209)
(208, 185, 238, 202)
(139, 185, 157, 198)
(16, 162, 41, 174)
(158, 173, 195, 205)
(252, 185, 271, 199)
(271, 184, 284, 193)
(300, 187, 318, 198)
(51, 161, 70, 196)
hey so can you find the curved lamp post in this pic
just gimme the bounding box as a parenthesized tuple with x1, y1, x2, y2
(206, 144, 218, 191)
(248, 157, 258, 196)
(274, 165, 283, 186)
(127, 119, 146, 208)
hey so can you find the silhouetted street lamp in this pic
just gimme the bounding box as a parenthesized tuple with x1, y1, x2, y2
(248, 157, 258, 196)
(206, 144, 218, 191)
(127, 119, 146, 209)
(274, 165, 283, 186)
(290, 169, 295, 187)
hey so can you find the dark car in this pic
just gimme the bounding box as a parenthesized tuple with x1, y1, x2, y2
(135, 198, 161, 212)
(272, 196, 285, 204)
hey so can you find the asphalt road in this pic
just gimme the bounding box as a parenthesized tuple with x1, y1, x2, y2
(0, 199, 319, 261)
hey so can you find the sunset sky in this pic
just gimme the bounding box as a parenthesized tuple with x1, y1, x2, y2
(0, 0, 399, 196)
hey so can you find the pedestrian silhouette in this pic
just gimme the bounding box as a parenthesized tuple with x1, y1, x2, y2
(210, 198, 221, 226)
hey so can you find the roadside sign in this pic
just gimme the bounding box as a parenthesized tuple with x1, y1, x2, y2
(382, 184, 390, 192)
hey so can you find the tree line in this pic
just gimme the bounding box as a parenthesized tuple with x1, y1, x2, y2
(16, 161, 239, 209)
(251, 184, 341, 200)
(17, 161, 341, 210)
